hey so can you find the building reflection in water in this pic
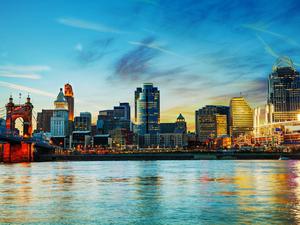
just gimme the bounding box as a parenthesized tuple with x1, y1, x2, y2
(233, 161, 298, 224)
(1, 161, 300, 224)
(0, 163, 33, 224)
(133, 161, 163, 224)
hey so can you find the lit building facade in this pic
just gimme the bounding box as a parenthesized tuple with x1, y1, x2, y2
(74, 112, 92, 131)
(158, 114, 187, 148)
(36, 109, 54, 133)
(134, 83, 160, 147)
(96, 102, 131, 134)
(195, 105, 229, 142)
(230, 97, 253, 138)
(50, 88, 69, 137)
(135, 83, 160, 135)
(64, 83, 74, 121)
(268, 56, 300, 122)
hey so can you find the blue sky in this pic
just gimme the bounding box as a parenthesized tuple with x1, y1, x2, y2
(0, 0, 300, 130)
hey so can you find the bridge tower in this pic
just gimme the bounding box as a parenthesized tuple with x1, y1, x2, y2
(3, 95, 34, 163)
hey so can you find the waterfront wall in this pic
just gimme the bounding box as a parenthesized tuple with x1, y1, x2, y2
(34, 151, 300, 162)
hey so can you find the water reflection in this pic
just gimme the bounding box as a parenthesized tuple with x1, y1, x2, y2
(1, 161, 300, 224)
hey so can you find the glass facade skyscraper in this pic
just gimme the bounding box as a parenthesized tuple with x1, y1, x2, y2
(268, 56, 300, 122)
(135, 83, 160, 135)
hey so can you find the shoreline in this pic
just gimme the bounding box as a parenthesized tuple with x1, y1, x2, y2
(34, 151, 300, 162)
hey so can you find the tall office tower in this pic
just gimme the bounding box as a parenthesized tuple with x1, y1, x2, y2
(134, 87, 142, 123)
(36, 109, 54, 132)
(230, 97, 253, 138)
(50, 88, 69, 137)
(195, 105, 229, 142)
(135, 83, 160, 135)
(268, 56, 300, 121)
(64, 83, 74, 121)
(74, 112, 92, 131)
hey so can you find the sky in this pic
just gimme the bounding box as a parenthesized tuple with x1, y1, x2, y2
(0, 0, 300, 131)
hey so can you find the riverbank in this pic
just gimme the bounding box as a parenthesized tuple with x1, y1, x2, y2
(34, 151, 300, 161)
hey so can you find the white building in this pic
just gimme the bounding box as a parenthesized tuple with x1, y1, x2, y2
(50, 88, 69, 137)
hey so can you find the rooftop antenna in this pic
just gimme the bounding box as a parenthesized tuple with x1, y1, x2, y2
(19, 93, 22, 105)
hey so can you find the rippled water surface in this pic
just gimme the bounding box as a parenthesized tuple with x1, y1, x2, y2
(1, 160, 300, 224)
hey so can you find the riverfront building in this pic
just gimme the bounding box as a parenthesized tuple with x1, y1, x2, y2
(97, 103, 131, 134)
(195, 105, 229, 142)
(230, 97, 253, 138)
(36, 109, 54, 133)
(50, 88, 69, 137)
(158, 114, 188, 148)
(64, 83, 74, 121)
(135, 83, 160, 147)
(268, 56, 300, 122)
(74, 112, 92, 131)
(135, 83, 160, 135)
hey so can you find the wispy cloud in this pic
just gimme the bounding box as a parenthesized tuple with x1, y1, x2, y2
(256, 35, 279, 58)
(0, 81, 55, 97)
(114, 37, 158, 79)
(255, 35, 300, 66)
(57, 17, 122, 33)
(75, 38, 114, 65)
(128, 40, 183, 58)
(0, 65, 50, 72)
(243, 23, 300, 47)
(0, 73, 41, 79)
(0, 64, 50, 80)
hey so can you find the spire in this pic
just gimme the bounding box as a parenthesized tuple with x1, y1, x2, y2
(9, 95, 13, 103)
(177, 113, 185, 122)
(27, 94, 30, 103)
(54, 88, 68, 109)
(272, 56, 295, 72)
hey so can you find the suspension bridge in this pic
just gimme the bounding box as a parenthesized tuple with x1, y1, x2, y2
(0, 95, 54, 163)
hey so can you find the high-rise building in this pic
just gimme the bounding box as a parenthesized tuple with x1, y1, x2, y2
(230, 97, 253, 137)
(74, 112, 92, 131)
(195, 105, 229, 142)
(114, 103, 130, 121)
(135, 83, 160, 135)
(268, 56, 300, 122)
(36, 109, 54, 133)
(64, 83, 74, 121)
(96, 103, 131, 134)
(97, 110, 114, 134)
(50, 88, 69, 137)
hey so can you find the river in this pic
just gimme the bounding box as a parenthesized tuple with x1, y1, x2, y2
(0, 160, 299, 224)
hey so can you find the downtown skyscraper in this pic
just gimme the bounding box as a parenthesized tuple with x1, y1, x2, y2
(268, 56, 300, 122)
(135, 83, 160, 135)
(134, 83, 160, 147)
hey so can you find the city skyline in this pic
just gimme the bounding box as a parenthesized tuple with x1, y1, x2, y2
(1, 0, 300, 131)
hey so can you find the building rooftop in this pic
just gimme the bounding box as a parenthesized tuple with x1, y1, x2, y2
(272, 56, 295, 72)
(55, 88, 67, 103)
